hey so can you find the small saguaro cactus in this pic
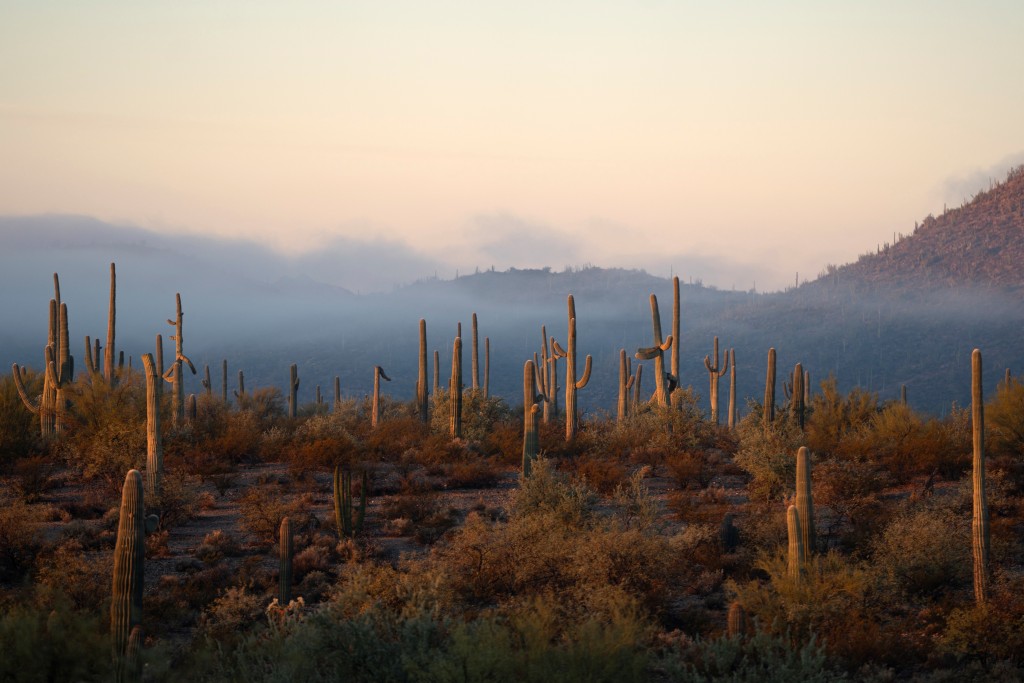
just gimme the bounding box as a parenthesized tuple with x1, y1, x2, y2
(551, 295, 592, 441)
(417, 319, 429, 422)
(279, 517, 293, 605)
(201, 364, 212, 396)
(450, 337, 463, 439)
(617, 349, 635, 422)
(163, 293, 197, 427)
(727, 349, 737, 429)
(670, 276, 682, 406)
(372, 365, 391, 428)
(635, 293, 674, 408)
(786, 504, 805, 582)
(287, 364, 300, 418)
(315, 385, 322, 405)
(971, 348, 990, 604)
(333, 466, 367, 538)
(141, 354, 163, 496)
(522, 360, 543, 478)
(632, 364, 644, 411)
(112, 470, 145, 683)
(186, 394, 197, 422)
(764, 347, 777, 430)
(703, 336, 730, 424)
(334, 376, 341, 412)
(795, 446, 815, 555)
(727, 601, 748, 639)
(235, 370, 246, 405)
(471, 312, 481, 391)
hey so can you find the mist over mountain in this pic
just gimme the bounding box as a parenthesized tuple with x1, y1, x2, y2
(2, 171, 1023, 417)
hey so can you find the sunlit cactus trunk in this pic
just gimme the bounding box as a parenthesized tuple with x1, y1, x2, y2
(764, 347, 776, 431)
(372, 365, 391, 429)
(112, 470, 144, 683)
(617, 349, 635, 422)
(971, 348, 990, 604)
(522, 360, 541, 477)
(703, 336, 729, 424)
(551, 295, 592, 441)
(141, 354, 163, 496)
(632, 364, 643, 411)
(636, 293, 674, 407)
(670, 276, 681, 406)
(105, 262, 121, 385)
(538, 325, 558, 424)
(795, 446, 815, 554)
(417, 319, 429, 423)
(450, 337, 463, 439)
(786, 504, 805, 582)
(471, 312, 480, 391)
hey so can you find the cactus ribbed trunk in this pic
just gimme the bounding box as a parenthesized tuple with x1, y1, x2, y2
(971, 348, 990, 604)
(288, 363, 300, 418)
(617, 349, 634, 422)
(372, 366, 390, 429)
(334, 376, 341, 412)
(236, 370, 245, 405)
(632, 364, 643, 411)
(164, 294, 194, 427)
(417, 319, 429, 423)
(803, 369, 811, 404)
(786, 504, 805, 582)
(522, 360, 540, 478)
(703, 336, 729, 425)
(112, 470, 144, 683)
(552, 295, 592, 441)
(105, 262, 120, 386)
(141, 354, 162, 496)
(636, 294, 674, 407)
(795, 446, 815, 555)
(539, 326, 558, 424)
(279, 517, 293, 605)
(670, 276, 681, 406)
(764, 347, 776, 430)
(727, 602, 747, 639)
(471, 312, 480, 391)
(450, 337, 463, 439)
(727, 349, 737, 429)
(791, 363, 805, 430)
(202, 364, 212, 396)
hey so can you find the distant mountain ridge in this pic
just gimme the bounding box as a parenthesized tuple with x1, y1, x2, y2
(822, 166, 1024, 291)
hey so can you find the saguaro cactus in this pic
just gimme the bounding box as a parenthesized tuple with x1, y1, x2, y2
(334, 376, 341, 412)
(632, 364, 644, 411)
(727, 349, 737, 429)
(764, 347, 777, 430)
(703, 337, 730, 424)
(163, 294, 196, 426)
(727, 602, 748, 639)
(333, 466, 367, 538)
(287, 364, 300, 418)
(450, 337, 463, 439)
(279, 517, 293, 605)
(522, 360, 543, 477)
(971, 348, 989, 604)
(201, 364, 212, 396)
(112, 470, 144, 683)
(235, 370, 245, 404)
(471, 312, 481, 391)
(671, 276, 681, 405)
(789, 363, 805, 430)
(186, 394, 197, 422)
(417, 319, 429, 423)
(538, 326, 559, 423)
(786, 504, 805, 582)
(104, 262, 122, 385)
(618, 349, 635, 422)
(551, 295, 592, 441)
(141, 354, 163, 496)
(635, 294, 674, 407)
(795, 446, 815, 555)
(372, 365, 391, 428)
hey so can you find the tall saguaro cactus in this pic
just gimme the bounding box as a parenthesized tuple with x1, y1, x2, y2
(417, 319, 429, 423)
(471, 312, 481, 391)
(13, 274, 73, 438)
(971, 348, 990, 604)
(551, 295, 592, 441)
(105, 262, 121, 385)
(112, 470, 144, 683)
(795, 446, 815, 555)
(727, 349, 737, 429)
(287, 364, 300, 418)
(164, 293, 196, 426)
(450, 337, 463, 439)
(618, 349, 635, 422)
(522, 360, 543, 477)
(786, 504, 805, 582)
(671, 276, 681, 405)
(703, 336, 729, 424)
(141, 354, 163, 496)
(790, 363, 805, 430)
(635, 293, 674, 407)
(372, 366, 391, 428)
(764, 347, 777, 430)
(333, 466, 367, 538)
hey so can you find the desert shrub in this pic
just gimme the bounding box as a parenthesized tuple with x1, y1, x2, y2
(34, 539, 113, 610)
(560, 454, 629, 494)
(805, 377, 878, 458)
(812, 458, 890, 549)
(0, 492, 44, 582)
(237, 485, 313, 543)
(0, 370, 42, 464)
(0, 592, 112, 681)
(987, 380, 1024, 492)
(939, 600, 1024, 669)
(430, 389, 513, 443)
(63, 397, 146, 494)
(195, 530, 242, 565)
(196, 586, 267, 645)
(444, 456, 503, 489)
(150, 468, 202, 529)
(513, 456, 597, 526)
(659, 627, 846, 682)
(10, 454, 57, 501)
(237, 386, 285, 422)
(870, 500, 969, 599)
(664, 450, 721, 489)
(734, 411, 803, 504)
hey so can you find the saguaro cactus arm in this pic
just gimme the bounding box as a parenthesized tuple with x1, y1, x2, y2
(11, 363, 40, 414)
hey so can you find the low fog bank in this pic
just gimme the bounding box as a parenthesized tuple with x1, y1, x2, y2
(2, 216, 1021, 417)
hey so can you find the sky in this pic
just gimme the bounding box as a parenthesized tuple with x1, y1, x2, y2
(2, 1, 1023, 292)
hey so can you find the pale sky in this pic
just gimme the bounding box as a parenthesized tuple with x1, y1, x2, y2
(2, 1, 1023, 291)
